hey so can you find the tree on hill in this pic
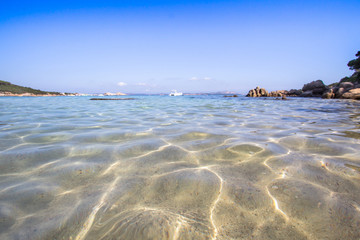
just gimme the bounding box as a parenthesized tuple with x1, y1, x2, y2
(347, 51, 360, 71)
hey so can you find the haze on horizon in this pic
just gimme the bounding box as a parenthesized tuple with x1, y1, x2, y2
(0, 0, 359, 94)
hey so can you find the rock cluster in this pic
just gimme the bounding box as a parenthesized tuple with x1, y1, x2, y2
(322, 72, 360, 99)
(269, 90, 288, 97)
(246, 87, 269, 97)
(245, 51, 360, 100)
(341, 88, 360, 99)
(287, 89, 303, 96)
(246, 72, 360, 100)
(300, 80, 328, 97)
(246, 88, 290, 98)
(269, 89, 303, 97)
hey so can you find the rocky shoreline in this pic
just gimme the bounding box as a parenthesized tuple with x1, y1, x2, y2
(246, 74, 360, 100)
(246, 51, 360, 100)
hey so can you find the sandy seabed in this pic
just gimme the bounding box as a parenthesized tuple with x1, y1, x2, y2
(0, 96, 360, 239)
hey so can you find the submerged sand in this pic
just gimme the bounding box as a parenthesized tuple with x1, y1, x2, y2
(0, 96, 359, 239)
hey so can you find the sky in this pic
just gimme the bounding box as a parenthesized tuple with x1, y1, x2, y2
(0, 0, 359, 94)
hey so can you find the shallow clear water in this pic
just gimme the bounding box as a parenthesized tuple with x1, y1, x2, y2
(0, 95, 360, 240)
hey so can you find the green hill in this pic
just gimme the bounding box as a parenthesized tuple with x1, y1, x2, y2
(0, 80, 61, 95)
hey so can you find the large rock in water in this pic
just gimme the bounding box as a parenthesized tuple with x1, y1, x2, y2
(300, 80, 328, 97)
(246, 87, 269, 97)
(341, 88, 360, 99)
(288, 89, 302, 96)
(269, 90, 288, 97)
(322, 89, 335, 99)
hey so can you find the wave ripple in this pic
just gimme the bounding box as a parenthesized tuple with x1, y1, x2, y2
(0, 96, 360, 239)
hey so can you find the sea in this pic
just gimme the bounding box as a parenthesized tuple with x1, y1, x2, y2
(0, 95, 359, 240)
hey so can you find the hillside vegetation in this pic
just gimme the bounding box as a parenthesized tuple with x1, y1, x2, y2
(0, 80, 61, 95)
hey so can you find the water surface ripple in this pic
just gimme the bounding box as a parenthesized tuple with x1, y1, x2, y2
(1, 96, 360, 240)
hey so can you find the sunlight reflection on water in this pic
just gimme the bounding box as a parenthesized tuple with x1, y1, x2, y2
(0, 96, 360, 239)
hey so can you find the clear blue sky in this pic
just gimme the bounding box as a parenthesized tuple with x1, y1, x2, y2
(0, 0, 359, 94)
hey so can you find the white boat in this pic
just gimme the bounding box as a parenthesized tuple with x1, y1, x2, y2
(169, 90, 183, 96)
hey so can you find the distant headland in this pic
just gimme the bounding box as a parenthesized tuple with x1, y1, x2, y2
(0, 80, 73, 96)
(0, 80, 126, 97)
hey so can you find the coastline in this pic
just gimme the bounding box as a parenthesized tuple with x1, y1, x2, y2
(0, 92, 74, 97)
(246, 52, 360, 100)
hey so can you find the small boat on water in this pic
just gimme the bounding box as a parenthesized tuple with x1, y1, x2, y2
(169, 90, 183, 96)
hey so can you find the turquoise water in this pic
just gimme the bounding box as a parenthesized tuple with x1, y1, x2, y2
(0, 95, 360, 240)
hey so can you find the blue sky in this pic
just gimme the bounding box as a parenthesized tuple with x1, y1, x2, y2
(0, 0, 359, 94)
